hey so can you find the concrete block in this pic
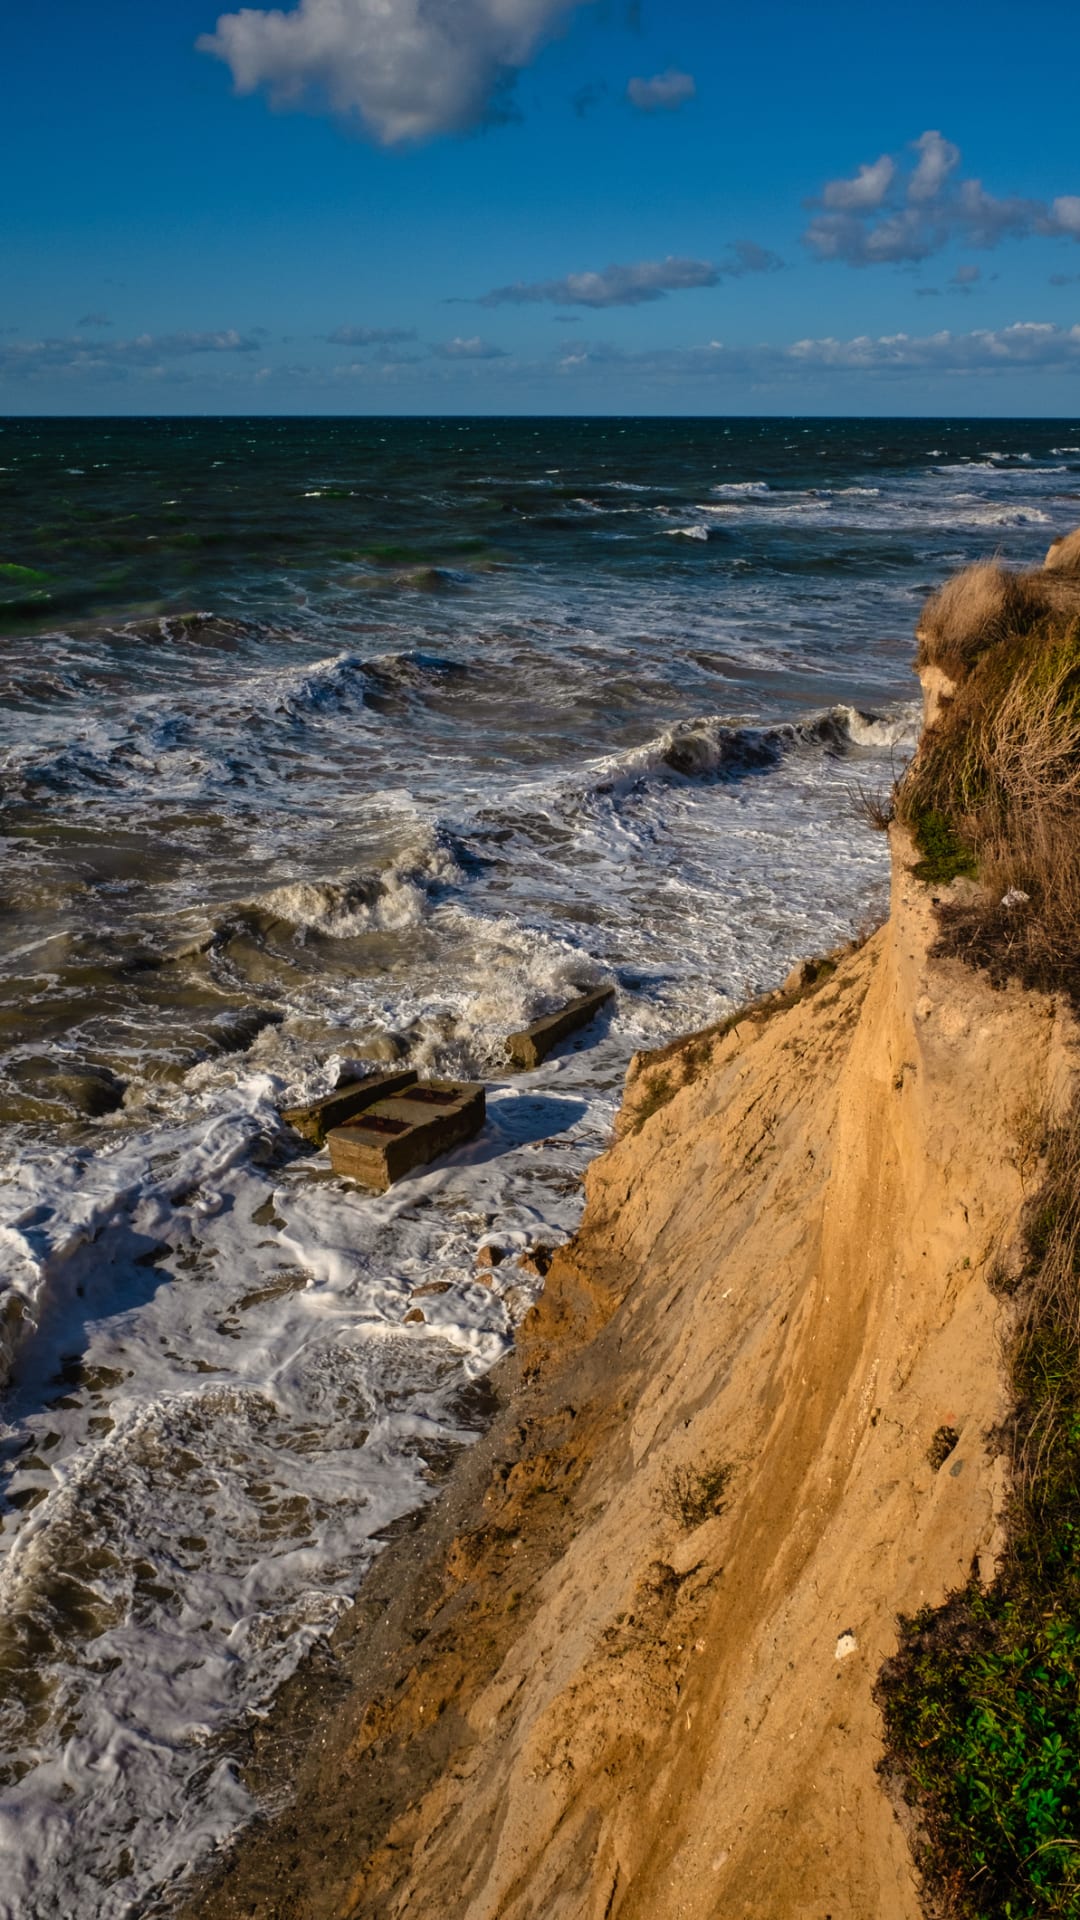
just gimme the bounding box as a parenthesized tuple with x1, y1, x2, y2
(280, 1068, 418, 1148)
(327, 1079, 486, 1191)
(505, 986, 615, 1070)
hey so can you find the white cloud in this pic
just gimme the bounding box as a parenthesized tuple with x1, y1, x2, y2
(804, 206, 930, 266)
(435, 335, 507, 358)
(328, 325, 416, 345)
(552, 321, 1080, 384)
(805, 131, 1080, 266)
(476, 244, 780, 308)
(626, 68, 695, 112)
(821, 153, 895, 211)
(785, 321, 1080, 371)
(199, 0, 596, 144)
(1051, 195, 1080, 238)
(908, 129, 960, 203)
(479, 256, 717, 306)
(0, 330, 262, 382)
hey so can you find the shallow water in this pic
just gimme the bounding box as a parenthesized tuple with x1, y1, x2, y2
(0, 415, 1077, 1916)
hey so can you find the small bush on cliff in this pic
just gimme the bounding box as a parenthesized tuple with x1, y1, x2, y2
(877, 1100, 1080, 1919)
(897, 604, 1080, 1004)
(659, 1457, 733, 1530)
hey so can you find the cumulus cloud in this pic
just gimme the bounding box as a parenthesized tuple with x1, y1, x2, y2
(821, 153, 895, 211)
(805, 131, 1080, 266)
(327, 325, 417, 345)
(476, 243, 780, 308)
(435, 335, 508, 358)
(199, 0, 596, 144)
(908, 129, 960, 203)
(626, 68, 695, 112)
(77, 312, 112, 328)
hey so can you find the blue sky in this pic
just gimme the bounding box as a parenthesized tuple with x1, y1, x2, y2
(3, 0, 1080, 413)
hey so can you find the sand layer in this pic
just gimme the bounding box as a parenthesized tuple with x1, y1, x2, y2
(179, 827, 1079, 1920)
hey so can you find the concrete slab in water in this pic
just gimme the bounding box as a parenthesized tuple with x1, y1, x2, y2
(505, 986, 615, 1071)
(280, 1068, 418, 1148)
(327, 1079, 486, 1191)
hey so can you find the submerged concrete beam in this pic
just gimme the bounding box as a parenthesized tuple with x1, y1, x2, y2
(327, 1080, 486, 1191)
(505, 985, 615, 1071)
(280, 1069, 418, 1148)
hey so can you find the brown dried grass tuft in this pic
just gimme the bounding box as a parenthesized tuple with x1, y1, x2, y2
(899, 609, 1080, 1003)
(1010, 1098, 1080, 1505)
(915, 562, 1051, 678)
(1045, 524, 1080, 575)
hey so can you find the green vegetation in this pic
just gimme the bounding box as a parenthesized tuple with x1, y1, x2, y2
(908, 807, 978, 886)
(878, 1100, 1080, 1918)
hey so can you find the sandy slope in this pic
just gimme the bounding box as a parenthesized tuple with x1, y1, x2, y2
(181, 828, 1078, 1920)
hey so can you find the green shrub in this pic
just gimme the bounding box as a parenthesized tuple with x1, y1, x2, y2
(877, 1103, 1080, 1918)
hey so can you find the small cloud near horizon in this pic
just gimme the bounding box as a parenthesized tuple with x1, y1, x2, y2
(434, 335, 508, 358)
(327, 325, 417, 345)
(548, 320, 1080, 388)
(626, 68, 695, 112)
(0, 329, 263, 382)
(78, 313, 113, 328)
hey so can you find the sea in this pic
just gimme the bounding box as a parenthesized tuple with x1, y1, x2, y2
(0, 414, 1077, 1917)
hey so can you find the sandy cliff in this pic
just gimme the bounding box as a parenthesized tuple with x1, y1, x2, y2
(183, 825, 1078, 1920)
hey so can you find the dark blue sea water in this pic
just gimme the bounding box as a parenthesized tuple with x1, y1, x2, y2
(0, 416, 1077, 1917)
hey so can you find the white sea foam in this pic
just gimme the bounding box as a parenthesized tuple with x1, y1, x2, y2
(1, 418, 1066, 1915)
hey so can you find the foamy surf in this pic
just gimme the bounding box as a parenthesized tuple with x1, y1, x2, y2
(1, 412, 1075, 1917)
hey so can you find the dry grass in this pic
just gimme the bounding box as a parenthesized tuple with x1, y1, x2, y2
(898, 610, 1080, 1004)
(847, 779, 895, 831)
(915, 562, 1051, 678)
(1046, 525, 1080, 575)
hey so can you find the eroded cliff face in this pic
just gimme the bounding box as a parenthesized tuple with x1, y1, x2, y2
(182, 832, 1079, 1920)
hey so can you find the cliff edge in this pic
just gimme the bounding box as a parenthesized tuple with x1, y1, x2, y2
(180, 809, 1079, 1920)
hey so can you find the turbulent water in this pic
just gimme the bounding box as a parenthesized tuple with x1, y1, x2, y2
(0, 414, 1076, 1917)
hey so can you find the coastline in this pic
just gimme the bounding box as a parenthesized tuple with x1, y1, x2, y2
(5, 426, 1077, 1917)
(176, 817, 1080, 1919)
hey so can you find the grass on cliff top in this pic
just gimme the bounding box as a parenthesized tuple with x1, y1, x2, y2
(896, 604, 1080, 1005)
(877, 1099, 1080, 1919)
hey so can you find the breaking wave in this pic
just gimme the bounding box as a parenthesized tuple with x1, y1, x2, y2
(583, 701, 919, 801)
(234, 827, 468, 941)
